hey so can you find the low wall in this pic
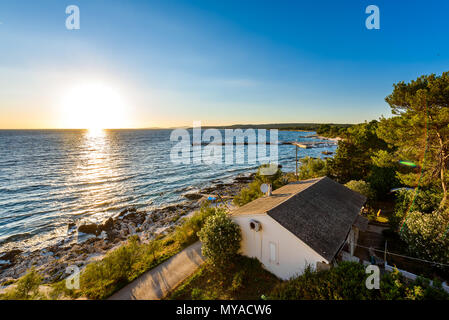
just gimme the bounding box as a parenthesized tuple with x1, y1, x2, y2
(385, 263, 449, 294)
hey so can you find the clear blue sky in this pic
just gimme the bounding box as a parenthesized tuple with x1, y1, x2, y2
(1, 0, 449, 128)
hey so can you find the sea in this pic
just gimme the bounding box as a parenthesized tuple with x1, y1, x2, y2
(0, 129, 336, 253)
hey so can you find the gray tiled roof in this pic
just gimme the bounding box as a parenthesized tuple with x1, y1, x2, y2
(232, 176, 367, 261)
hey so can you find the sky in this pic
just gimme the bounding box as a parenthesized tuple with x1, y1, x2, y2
(1, 0, 449, 129)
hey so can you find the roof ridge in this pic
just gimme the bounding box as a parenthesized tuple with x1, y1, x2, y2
(270, 177, 324, 208)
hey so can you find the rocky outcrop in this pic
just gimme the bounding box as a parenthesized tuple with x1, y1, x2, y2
(78, 223, 99, 235)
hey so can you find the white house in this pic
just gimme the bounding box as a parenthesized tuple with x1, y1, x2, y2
(231, 176, 368, 280)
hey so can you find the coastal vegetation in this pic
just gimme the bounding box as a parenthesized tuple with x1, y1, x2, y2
(0, 268, 44, 300)
(77, 203, 221, 299)
(270, 262, 449, 300)
(316, 123, 351, 138)
(344, 180, 375, 200)
(1, 203, 222, 300)
(301, 72, 449, 274)
(169, 208, 278, 300)
(168, 255, 280, 300)
(296, 156, 329, 180)
(233, 71, 449, 281)
(233, 164, 287, 206)
(197, 211, 241, 268)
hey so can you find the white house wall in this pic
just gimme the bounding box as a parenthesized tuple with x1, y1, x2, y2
(232, 214, 328, 280)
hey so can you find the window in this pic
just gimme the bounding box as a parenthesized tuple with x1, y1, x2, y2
(269, 242, 278, 263)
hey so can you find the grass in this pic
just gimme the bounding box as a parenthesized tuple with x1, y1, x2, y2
(167, 255, 281, 300)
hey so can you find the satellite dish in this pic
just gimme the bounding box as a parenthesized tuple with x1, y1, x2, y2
(260, 183, 269, 194)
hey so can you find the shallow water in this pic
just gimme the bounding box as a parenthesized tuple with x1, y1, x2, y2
(0, 129, 336, 253)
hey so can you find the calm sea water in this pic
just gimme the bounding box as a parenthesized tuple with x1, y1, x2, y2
(0, 129, 336, 253)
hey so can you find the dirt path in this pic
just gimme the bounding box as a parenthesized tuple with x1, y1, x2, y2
(108, 241, 204, 300)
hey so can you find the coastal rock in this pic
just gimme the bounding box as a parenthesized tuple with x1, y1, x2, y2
(100, 217, 114, 232)
(0, 249, 22, 263)
(183, 193, 203, 200)
(78, 223, 99, 235)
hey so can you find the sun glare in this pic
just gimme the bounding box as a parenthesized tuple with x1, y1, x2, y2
(60, 83, 129, 130)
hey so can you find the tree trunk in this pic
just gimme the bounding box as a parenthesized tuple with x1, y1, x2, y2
(440, 166, 447, 208)
(436, 131, 448, 208)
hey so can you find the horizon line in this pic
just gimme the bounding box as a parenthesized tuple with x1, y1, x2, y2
(0, 121, 367, 131)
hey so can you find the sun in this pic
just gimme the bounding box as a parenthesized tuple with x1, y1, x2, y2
(60, 82, 129, 130)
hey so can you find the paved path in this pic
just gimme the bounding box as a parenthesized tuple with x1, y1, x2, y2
(108, 241, 204, 300)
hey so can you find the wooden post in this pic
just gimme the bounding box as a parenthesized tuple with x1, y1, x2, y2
(384, 240, 387, 266)
(295, 145, 298, 180)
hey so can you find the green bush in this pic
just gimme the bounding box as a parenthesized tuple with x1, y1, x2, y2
(80, 235, 145, 299)
(233, 180, 263, 206)
(233, 164, 286, 206)
(269, 262, 449, 300)
(191, 288, 203, 300)
(400, 210, 449, 266)
(297, 157, 329, 180)
(0, 268, 43, 300)
(230, 270, 245, 292)
(173, 203, 224, 246)
(197, 212, 242, 268)
(345, 180, 374, 200)
(390, 188, 442, 230)
(367, 165, 398, 199)
(78, 204, 223, 299)
(270, 262, 371, 300)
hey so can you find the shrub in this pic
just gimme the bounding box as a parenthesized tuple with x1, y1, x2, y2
(269, 262, 449, 300)
(270, 262, 372, 300)
(390, 188, 442, 230)
(230, 270, 245, 292)
(233, 180, 263, 206)
(400, 210, 449, 266)
(197, 212, 241, 268)
(297, 157, 329, 180)
(367, 165, 398, 199)
(80, 235, 144, 299)
(1, 268, 43, 300)
(345, 180, 374, 200)
(78, 203, 223, 299)
(191, 288, 203, 300)
(233, 164, 286, 206)
(173, 203, 224, 246)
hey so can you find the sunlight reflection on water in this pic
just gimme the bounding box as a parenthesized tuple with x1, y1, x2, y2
(0, 129, 337, 253)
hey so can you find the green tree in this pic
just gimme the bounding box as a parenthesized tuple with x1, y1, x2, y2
(391, 188, 442, 230)
(345, 180, 374, 200)
(378, 72, 449, 208)
(233, 164, 286, 206)
(197, 212, 242, 268)
(400, 210, 449, 265)
(254, 163, 285, 189)
(329, 120, 389, 185)
(297, 156, 329, 180)
(369, 150, 400, 199)
(1, 268, 43, 300)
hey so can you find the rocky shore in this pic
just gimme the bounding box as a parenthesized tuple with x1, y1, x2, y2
(0, 173, 255, 286)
